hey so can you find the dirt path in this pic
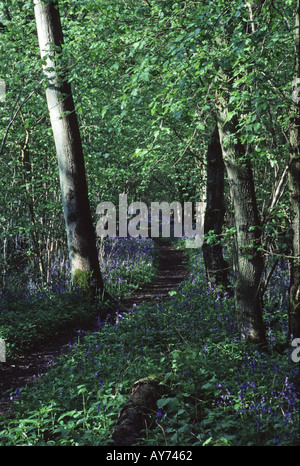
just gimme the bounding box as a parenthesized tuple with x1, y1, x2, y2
(123, 239, 187, 309)
(0, 239, 187, 416)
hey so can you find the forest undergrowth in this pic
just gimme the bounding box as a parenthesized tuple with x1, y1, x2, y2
(0, 237, 299, 446)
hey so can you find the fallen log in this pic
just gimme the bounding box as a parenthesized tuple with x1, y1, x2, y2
(112, 376, 167, 446)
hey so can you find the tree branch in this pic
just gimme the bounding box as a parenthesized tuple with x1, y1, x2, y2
(0, 80, 43, 156)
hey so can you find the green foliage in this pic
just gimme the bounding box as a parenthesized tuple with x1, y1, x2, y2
(0, 289, 98, 358)
(99, 237, 159, 299)
(0, 0, 299, 448)
(0, 0, 295, 286)
(0, 237, 158, 359)
(72, 270, 95, 295)
(0, 247, 298, 446)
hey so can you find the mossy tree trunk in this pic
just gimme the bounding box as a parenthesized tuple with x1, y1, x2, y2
(34, 0, 103, 294)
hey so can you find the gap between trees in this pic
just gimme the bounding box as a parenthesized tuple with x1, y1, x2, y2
(1, 1, 298, 351)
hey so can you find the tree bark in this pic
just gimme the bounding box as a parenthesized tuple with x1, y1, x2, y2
(215, 91, 266, 345)
(34, 0, 103, 293)
(288, 0, 300, 339)
(202, 125, 231, 292)
(112, 377, 166, 446)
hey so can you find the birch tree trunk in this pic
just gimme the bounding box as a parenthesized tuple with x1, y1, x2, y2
(288, 0, 300, 338)
(34, 0, 103, 294)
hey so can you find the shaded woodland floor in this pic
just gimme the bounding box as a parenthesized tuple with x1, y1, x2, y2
(0, 239, 187, 416)
(123, 239, 187, 308)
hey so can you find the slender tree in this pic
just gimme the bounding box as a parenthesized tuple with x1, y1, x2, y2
(20, 116, 46, 283)
(34, 0, 103, 293)
(206, 1, 269, 345)
(202, 125, 231, 292)
(288, 0, 300, 338)
(215, 89, 266, 345)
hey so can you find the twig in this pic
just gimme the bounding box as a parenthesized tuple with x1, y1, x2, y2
(102, 289, 130, 312)
(261, 257, 279, 297)
(156, 422, 168, 446)
(0, 79, 44, 156)
(0, 91, 21, 156)
(262, 164, 289, 225)
(261, 248, 299, 261)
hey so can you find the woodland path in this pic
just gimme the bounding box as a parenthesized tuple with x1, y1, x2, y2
(0, 239, 188, 416)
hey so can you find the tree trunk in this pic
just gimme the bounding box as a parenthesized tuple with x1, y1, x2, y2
(288, 0, 300, 339)
(34, 0, 103, 294)
(215, 92, 266, 345)
(112, 376, 166, 446)
(202, 125, 231, 292)
(20, 124, 46, 283)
